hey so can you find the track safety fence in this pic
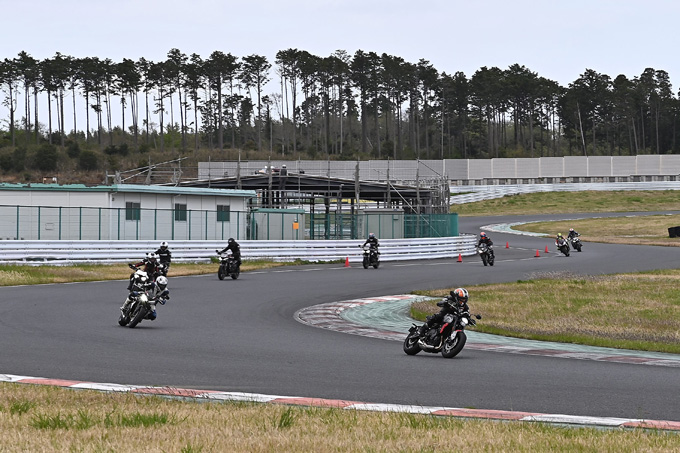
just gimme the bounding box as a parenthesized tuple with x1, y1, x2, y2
(0, 236, 477, 265)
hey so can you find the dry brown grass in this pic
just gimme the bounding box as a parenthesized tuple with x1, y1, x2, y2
(1, 383, 678, 452)
(453, 190, 680, 216)
(519, 214, 680, 247)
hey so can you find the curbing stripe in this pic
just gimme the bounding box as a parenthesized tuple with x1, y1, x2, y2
(2, 373, 679, 431)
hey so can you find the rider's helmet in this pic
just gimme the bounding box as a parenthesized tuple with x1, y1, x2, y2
(480, 232, 486, 238)
(156, 275, 168, 291)
(148, 252, 158, 262)
(452, 288, 469, 305)
(228, 238, 235, 244)
(569, 228, 574, 233)
(369, 233, 375, 239)
(160, 241, 169, 250)
(557, 233, 563, 238)
(282, 164, 287, 168)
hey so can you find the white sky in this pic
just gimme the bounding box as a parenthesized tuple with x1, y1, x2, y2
(1, 0, 679, 118)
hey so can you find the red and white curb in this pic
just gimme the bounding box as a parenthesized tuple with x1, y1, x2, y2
(295, 295, 680, 368)
(2, 373, 679, 431)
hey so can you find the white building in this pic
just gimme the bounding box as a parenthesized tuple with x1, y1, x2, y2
(0, 183, 256, 241)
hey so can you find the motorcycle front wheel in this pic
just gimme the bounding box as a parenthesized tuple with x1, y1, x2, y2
(118, 312, 129, 327)
(403, 334, 421, 355)
(363, 257, 369, 269)
(218, 265, 226, 280)
(128, 304, 147, 328)
(441, 331, 467, 358)
(481, 254, 487, 266)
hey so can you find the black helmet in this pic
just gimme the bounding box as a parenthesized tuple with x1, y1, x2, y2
(369, 233, 375, 239)
(228, 238, 235, 244)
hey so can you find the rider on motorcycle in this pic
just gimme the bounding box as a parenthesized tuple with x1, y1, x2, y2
(155, 241, 172, 273)
(217, 238, 241, 265)
(145, 275, 170, 320)
(477, 232, 493, 247)
(121, 275, 170, 321)
(418, 288, 471, 337)
(127, 253, 161, 291)
(363, 233, 380, 251)
(477, 232, 494, 258)
(567, 228, 580, 240)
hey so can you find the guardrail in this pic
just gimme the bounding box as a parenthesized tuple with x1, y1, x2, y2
(450, 181, 680, 204)
(0, 236, 477, 265)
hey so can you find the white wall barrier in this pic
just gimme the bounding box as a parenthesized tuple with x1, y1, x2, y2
(0, 236, 478, 265)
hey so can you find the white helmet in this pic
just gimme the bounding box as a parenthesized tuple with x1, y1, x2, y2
(160, 241, 168, 249)
(156, 275, 168, 290)
(148, 252, 157, 262)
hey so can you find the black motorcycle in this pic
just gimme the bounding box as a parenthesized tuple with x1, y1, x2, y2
(477, 242, 495, 266)
(119, 269, 158, 328)
(403, 300, 481, 359)
(361, 244, 380, 269)
(217, 250, 240, 280)
(556, 237, 570, 256)
(569, 234, 583, 252)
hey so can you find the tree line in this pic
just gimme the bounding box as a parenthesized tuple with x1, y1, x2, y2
(1, 48, 679, 165)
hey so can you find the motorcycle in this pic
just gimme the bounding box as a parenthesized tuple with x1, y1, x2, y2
(569, 235, 583, 252)
(217, 250, 240, 280)
(403, 296, 481, 359)
(477, 242, 495, 266)
(556, 237, 570, 256)
(361, 244, 380, 269)
(118, 269, 160, 328)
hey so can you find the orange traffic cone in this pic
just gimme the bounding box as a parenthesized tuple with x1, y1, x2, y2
(457, 253, 463, 263)
(344, 256, 350, 267)
(505, 241, 509, 248)
(535, 249, 540, 257)
(545, 245, 550, 253)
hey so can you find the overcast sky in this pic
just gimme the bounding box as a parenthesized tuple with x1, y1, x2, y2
(2, 0, 679, 93)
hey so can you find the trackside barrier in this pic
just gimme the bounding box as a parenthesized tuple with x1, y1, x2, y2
(0, 237, 478, 265)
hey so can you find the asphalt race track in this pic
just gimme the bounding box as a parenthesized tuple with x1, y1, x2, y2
(1, 213, 679, 422)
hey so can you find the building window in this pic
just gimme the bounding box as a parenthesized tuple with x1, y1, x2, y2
(217, 205, 230, 222)
(125, 202, 140, 221)
(174, 203, 187, 221)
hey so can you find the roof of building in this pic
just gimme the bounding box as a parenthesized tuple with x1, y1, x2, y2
(0, 183, 257, 198)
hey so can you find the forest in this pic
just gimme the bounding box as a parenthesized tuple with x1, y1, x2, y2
(0, 48, 678, 181)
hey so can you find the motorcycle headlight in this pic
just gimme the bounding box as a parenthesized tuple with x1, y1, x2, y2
(460, 318, 469, 327)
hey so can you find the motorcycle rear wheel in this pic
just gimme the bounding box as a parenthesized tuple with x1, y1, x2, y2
(231, 266, 240, 279)
(488, 255, 495, 266)
(403, 335, 421, 355)
(441, 331, 467, 358)
(372, 260, 380, 269)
